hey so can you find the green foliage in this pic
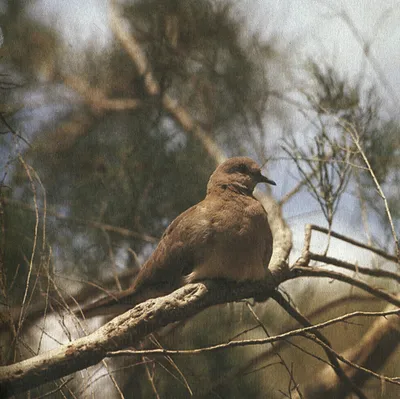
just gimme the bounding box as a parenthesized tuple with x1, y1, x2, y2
(12, 113, 213, 277)
(305, 61, 400, 187)
(295, 60, 400, 233)
(2, 0, 280, 282)
(122, 0, 274, 140)
(306, 61, 360, 114)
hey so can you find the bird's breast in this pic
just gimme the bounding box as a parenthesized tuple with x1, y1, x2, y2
(184, 197, 272, 283)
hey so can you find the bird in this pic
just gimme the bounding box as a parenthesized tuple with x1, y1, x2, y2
(76, 157, 275, 318)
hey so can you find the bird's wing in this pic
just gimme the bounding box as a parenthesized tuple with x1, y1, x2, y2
(77, 201, 211, 317)
(131, 201, 211, 295)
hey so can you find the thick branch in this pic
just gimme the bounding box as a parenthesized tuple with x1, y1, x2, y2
(0, 279, 281, 397)
(2, 220, 399, 397)
(255, 191, 292, 278)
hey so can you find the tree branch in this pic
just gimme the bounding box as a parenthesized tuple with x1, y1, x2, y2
(303, 300, 400, 398)
(0, 280, 281, 397)
(271, 291, 368, 399)
(310, 252, 400, 283)
(292, 266, 400, 307)
(309, 224, 398, 263)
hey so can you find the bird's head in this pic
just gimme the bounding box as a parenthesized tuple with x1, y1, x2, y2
(207, 157, 276, 196)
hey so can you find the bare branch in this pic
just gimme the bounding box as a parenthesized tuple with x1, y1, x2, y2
(0, 114, 31, 147)
(292, 266, 400, 307)
(2, 249, 398, 396)
(278, 168, 319, 206)
(309, 224, 398, 263)
(245, 302, 304, 399)
(310, 252, 400, 283)
(271, 291, 368, 399)
(303, 299, 400, 397)
(16, 157, 40, 337)
(344, 121, 400, 261)
(105, 307, 400, 356)
(0, 280, 281, 397)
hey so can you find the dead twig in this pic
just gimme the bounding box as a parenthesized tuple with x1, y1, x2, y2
(271, 291, 368, 399)
(309, 224, 398, 263)
(310, 252, 400, 283)
(344, 121, 400, 261)
(292, 266, 400, 307)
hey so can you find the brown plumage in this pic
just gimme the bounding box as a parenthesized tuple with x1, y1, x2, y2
(77, 157, 275, 318)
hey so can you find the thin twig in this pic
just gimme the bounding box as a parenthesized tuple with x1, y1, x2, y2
(0, 114, 31, 147)
(310, 252, 400, 283)
(279, 168, 319, 206)
(246, 302, 304, 399)
(345, 122, 400, 261)
(31, 378, 73, 399)
(16, 158, 40, 340)
(149, 335, 193, 396)
(309, 224, 398, 263)
(292, 266, 400, 307)
(36, 249, 52, 354)
(103, 230, 122, 292)
(271, 291, 368, 399)
(355, 170, 374, 254)
(79, 359, 151, 395)
(107, 307, 400, 359)
(143, 356, 161, 399)
(102, 359, 125, 399)
(313, 101, 400, 262)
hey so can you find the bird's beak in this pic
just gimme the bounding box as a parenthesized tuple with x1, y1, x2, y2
(259, 173, 276, 186)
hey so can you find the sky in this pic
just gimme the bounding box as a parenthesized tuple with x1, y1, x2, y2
(256, 0, 400, 109)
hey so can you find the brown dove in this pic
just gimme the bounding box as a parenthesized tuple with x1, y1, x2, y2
(77, 157, 275, 318)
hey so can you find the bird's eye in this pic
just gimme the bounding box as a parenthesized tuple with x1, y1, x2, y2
(237, 164, 247, 173)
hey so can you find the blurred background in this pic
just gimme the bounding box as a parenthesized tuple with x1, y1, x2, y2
(0, 0, 399, 397)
